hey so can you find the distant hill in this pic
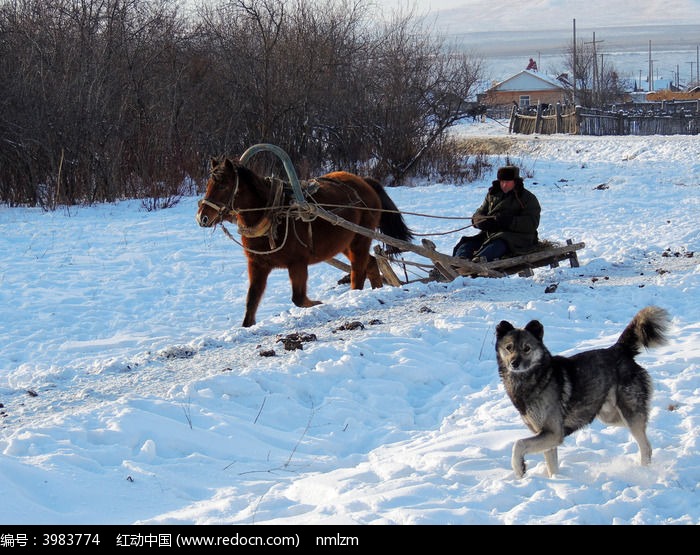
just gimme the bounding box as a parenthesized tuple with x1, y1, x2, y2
(434, 22, 700, 85)
(415, 0, 696, 33)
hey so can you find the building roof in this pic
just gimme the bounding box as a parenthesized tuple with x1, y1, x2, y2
(489, 70, 568, 93)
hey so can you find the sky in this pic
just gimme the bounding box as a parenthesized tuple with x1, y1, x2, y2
(1, 119, 699, 525)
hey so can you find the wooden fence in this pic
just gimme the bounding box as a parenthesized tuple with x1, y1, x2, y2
(509, 100, 700, 136)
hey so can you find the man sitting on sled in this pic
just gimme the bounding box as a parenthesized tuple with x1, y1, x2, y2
(452, 165, 541, 263)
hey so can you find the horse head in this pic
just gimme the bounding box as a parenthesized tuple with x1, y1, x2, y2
(196, 157, 240, 228)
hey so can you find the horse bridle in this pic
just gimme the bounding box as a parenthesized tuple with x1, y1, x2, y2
(197, 167, 241, 225)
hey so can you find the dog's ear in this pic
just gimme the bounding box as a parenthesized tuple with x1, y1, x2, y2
(524, 320, 544, 341)
(496, 320, 514, 339)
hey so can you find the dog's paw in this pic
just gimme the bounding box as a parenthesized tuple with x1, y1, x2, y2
(512, 455, 527, 478)
(512, 442, 527, 478)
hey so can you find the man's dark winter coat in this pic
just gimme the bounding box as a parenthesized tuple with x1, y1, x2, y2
(472, 178, 541, 254)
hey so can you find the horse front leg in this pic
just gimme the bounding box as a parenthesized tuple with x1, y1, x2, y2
(288, 262, 321, 308)
(243, 262, 272, 327)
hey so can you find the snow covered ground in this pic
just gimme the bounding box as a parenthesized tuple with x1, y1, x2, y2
(1, 119, 698, 525)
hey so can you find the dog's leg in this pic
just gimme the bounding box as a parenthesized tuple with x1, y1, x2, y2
(512, 430, 563, 478)
(610, 400, 652, 466)
(626, 416, 652, 465)
(543, 448, 559, 477)
(619, 389, 653, 466)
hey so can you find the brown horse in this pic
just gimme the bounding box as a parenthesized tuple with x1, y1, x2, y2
(196, 157, 413, 327)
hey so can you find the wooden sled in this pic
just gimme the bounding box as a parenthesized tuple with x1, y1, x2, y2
(328, 237, 584, 286)
(412, 238, 585, 283)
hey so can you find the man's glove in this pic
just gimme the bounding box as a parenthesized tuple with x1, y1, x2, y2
(472, 214, 499, 232)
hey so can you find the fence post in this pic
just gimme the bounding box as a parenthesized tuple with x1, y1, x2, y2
(575, 106, 582, 135)
(535, 103, 543, 134)
(555, 103, 562, 133)
(509, 104, 518, 133)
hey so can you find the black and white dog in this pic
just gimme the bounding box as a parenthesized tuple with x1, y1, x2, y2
(495, 306, 670, 478)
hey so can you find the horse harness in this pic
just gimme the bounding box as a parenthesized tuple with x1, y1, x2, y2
(199, 167, 366, 254)
(259, 176, 366, 253)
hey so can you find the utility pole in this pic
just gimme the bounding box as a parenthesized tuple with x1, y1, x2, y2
(600, 53, 605, 103)
(585, 32, 604, 105)
(648, 40, 653, 92)
(572, 19, 577, 105)
(687, 61, 695, 88)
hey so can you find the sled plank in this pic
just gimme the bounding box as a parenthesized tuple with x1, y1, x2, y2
(307, 203, 503, 278)
(421, 239, 459, 281)
(326, 256, 398, 286)
(373, 245, 403, 286)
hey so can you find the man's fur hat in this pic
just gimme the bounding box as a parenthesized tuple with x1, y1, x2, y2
(497, 166, 519, 181)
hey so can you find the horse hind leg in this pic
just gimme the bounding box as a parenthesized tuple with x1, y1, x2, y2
(288, 263, 322, 308)
(345, 240, 382, 290)
(366, 255, 383, 288)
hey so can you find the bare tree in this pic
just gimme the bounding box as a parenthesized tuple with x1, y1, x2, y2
(0, 0, 194, 206)
(0, 0, 485, 206)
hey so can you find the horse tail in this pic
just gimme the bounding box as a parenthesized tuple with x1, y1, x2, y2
(363, 177, 414, 255)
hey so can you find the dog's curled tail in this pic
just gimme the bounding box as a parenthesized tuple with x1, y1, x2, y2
(617, 305, 670, 356)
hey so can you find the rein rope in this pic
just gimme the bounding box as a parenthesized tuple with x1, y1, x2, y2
(203, 168, 476, 254)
